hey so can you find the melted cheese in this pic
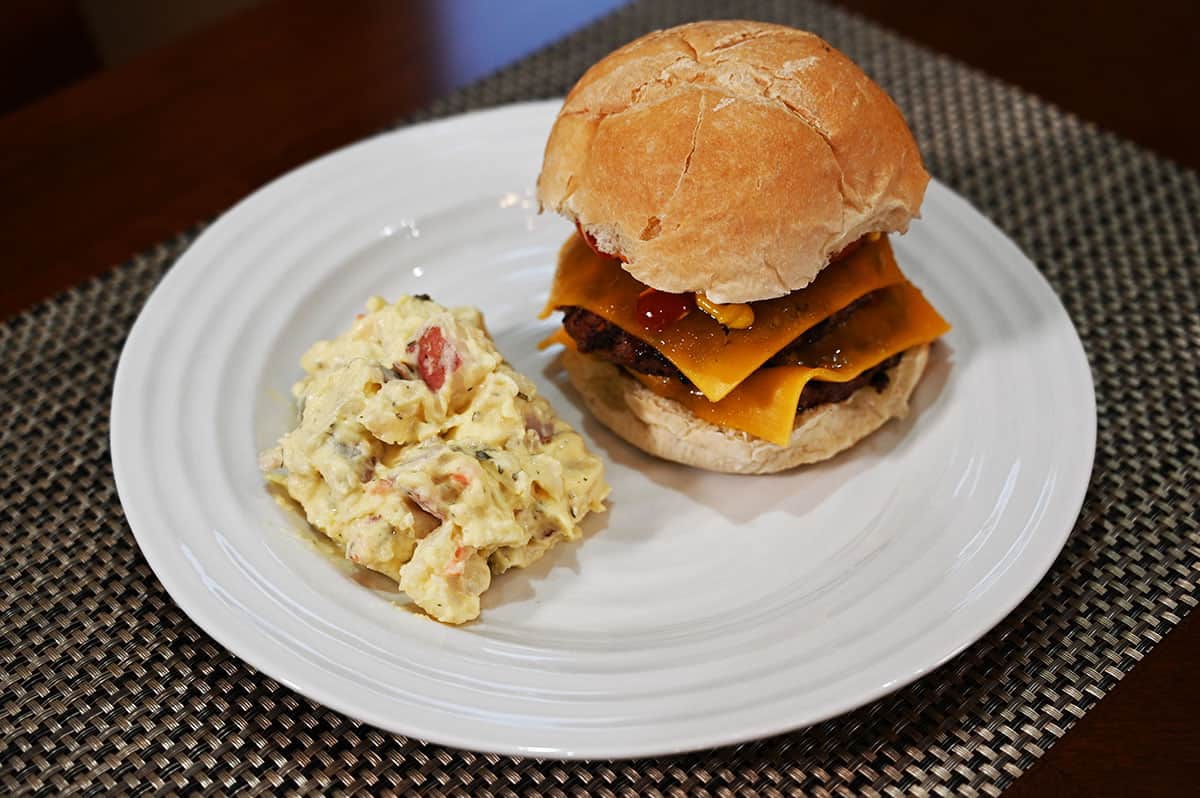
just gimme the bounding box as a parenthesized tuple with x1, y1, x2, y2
(538, 327, 575, 351)
(631, 282, 950, 445)
(543, 233, 907, 401)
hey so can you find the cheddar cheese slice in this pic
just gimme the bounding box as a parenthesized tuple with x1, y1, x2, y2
(538, 327, 575, 351)
(542, 233, 907, 401)
(631, 282, 950, 445)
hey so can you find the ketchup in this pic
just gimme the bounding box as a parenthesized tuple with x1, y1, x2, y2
(575, 221, 691, 331)
(636, 288, 692, 331)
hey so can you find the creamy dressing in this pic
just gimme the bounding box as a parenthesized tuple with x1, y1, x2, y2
(260, 295, 609, 623)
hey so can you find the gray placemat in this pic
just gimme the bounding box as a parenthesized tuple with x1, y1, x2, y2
(3, 0, 1198, 795)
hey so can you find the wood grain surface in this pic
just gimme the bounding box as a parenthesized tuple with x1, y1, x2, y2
(1, 1, 1195, 792)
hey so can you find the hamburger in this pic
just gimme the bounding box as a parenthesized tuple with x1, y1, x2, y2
(537, 20, 950, 474)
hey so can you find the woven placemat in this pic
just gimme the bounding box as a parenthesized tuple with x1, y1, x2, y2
(3, 0, 1198, 795)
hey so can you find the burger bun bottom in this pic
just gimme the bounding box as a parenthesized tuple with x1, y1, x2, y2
(562, 345, 930, 474)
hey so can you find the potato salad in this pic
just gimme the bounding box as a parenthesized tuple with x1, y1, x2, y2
(259, 295, 609, 624)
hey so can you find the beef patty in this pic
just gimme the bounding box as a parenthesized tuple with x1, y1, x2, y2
(560, 298, 901, 413)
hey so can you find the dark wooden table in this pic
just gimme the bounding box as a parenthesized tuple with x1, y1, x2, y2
(2, 1, 1194, 792)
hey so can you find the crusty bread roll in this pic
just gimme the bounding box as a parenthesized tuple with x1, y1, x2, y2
(562, 345, 930, 474)
(537, 20, 929, 304)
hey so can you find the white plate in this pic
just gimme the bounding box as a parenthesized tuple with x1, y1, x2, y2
(111, 100, 1095, 759)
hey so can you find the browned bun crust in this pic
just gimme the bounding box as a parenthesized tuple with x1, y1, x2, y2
(562, 345, 930, 474)
(537, 20, 929, 303)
